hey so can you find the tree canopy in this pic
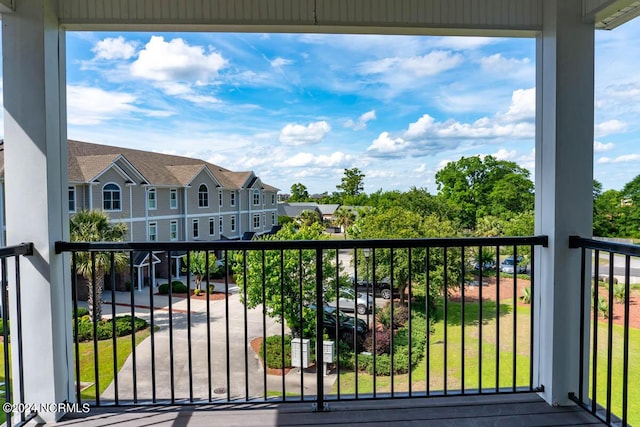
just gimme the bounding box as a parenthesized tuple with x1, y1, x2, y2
(289, 182, 310, 202)
(336, 168, 365, 203)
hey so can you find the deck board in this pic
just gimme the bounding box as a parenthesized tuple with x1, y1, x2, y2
(52, 393, 603, 426)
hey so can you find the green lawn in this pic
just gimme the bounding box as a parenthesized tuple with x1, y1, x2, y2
(333, 299, 639, 425)
(76, 329, 151, 401)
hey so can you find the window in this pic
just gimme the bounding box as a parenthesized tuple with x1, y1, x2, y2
(218, 190, 223, 207)
(68, 186, 76, 212)
(103, 183, 121, 211)
(147, 188, 157, 210)
(193, 219, 199, 239)
(230, 192, 235, 206)
(271, 212, 276, 225)
(170, 221, 178, 241)
(253, 214, 260, 229)
(231, 215, 236, 232)
(170, 189, 178, 209)
(271, 194, 275, 204)
(198, 184, 209, 208)
(253, 189, 260, 205)
(263, 213, 266, 227)
(219, 217, 223, 234)
(149, 222, 157, 241)
(209, 217, 215, 236)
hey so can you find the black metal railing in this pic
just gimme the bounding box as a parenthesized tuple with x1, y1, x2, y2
(569, 236, 639, 427)
(0, 242, 34, 427)
(56, 236, 546, 410)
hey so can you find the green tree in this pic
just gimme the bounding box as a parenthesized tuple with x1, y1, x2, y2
(336, 168, 365, 202)
(351, 207, 462, 304)
(435, 155, 533, 230)
(289, 183, 310, 202)
(232, 223, 339, 339)
(594, 189, 623, 237)
(297, 209, 321, 227)
(70, 210, 128, 322)
(182, 251, 218, 291)
(333, 206, 356, 239)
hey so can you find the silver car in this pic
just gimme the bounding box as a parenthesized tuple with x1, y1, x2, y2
(500, 256, 527, 274)
(327, 288, 373, 315)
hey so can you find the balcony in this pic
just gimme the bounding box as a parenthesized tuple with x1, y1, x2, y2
(3, 236, 636, 425)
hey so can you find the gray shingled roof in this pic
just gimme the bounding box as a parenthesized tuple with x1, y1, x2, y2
(0, 139, 279, 192)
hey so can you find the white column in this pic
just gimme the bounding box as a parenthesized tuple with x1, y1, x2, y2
(535, 0, 594, 406)
(2, 0, 73, 422)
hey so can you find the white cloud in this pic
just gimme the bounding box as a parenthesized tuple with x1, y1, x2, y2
(270, 57, 293, 68)
(436, 159, 452, 171)
(403, 113, 534, 141)
(345, 110, 377, 130)
(595, 119, 627, 137)
(92, 36, 138, 60)
(429, 36, 500, 50)
(282, 151, 352, 168)
(493, 148, 517, 161)
(367, 132, 409, 153)
(131, 36, 227, 83)
(499, 88, 535, 122)
(414, 164, 427, 173)
(367, 169, 396, 179)
(362, 51, 463, 78)
(67, 85, 137, 125)
(598, 154, 640, 164)
(279, 121, 331, 145)
(594, 141, 615, 153)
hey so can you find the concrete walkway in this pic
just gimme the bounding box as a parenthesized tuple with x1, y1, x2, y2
(97, 285, 336, 403)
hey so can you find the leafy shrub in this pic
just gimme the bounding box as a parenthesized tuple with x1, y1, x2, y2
(74, 315, 149, 342)
(0, 319, 9, 335)
(207, 284, 216, 294)
(597, 296, 609, 319)
(613, 283, 627, 303)
(209, 268, 225, 279)
(74, 307, 90, 318)
(363, 328, 391, 355)
(158, 281, 189, 295)
(260, 335, 292, 369)
(194, 289, 202, 296)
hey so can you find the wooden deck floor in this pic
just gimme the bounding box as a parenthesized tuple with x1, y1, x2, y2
(51, 393, 603, 426)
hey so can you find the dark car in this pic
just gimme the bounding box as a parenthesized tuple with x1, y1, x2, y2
(307, 305, 369, 347)
(351, 275, 394, 299)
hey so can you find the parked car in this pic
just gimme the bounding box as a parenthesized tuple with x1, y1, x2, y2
(472, 260, 496, 271)
(306, 304, 369, 347)
(327, 288, 373, 314)
(351, 275, 394, 299)
(500, 256, 527, 274)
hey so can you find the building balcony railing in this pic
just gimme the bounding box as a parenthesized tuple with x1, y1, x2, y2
(0, 243, 35, 427)
(569, 236, 639, 426)
(53, 236, 547, 412)
(5, 235, 636, 425)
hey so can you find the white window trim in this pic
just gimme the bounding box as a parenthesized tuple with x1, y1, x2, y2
(209, 217, 215, 236)
(253, 213, 260, 229)
(170, 188, 178, 209)
(219, 217, 223, 234)
(198, 184, 209, 208)
(103, 182, 123, 212)
(148, 187, 157, 210)
(271, 212, 276, 225)
(230, 191, 236, 207)
(253, 189, 260, 206)
(271, 194, 275, 204)
(148, 221, 158, 242)
(230, 215, 236, 232)
(170, 220, 178, 241)
(193, 218, 200, 239)
(218, 189, 223, 207)
(68, 186, 76, 213)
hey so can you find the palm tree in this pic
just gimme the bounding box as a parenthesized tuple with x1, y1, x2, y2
(70, 210, 128, 322)
(297, 209, 321, 227)
(334, 206, 355, 239)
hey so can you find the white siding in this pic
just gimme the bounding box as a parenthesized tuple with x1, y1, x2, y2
(57, 0, 543, 34)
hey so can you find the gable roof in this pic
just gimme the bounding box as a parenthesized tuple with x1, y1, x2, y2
(277, 202, 322, 218)
(0, 139, 278, 193)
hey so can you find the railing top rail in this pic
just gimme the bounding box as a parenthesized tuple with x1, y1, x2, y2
(0, 242, 34, 258)
(569, 235, 640, 257)
(56, 235, 548, 253)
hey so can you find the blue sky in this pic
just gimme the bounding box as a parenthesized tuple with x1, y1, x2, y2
(2, 22, 639, 195)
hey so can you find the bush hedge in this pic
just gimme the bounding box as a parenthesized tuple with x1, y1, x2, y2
(158, 281, 188, 294)
(74, 315, 149, 342)
(260, 335, 292, 369)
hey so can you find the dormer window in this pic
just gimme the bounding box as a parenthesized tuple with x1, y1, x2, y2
(253, 189, 260, 206)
